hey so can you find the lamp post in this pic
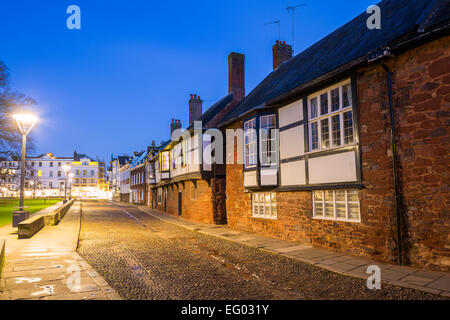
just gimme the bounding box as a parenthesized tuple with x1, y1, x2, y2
(62, 165, 71, 202)
(12, 113, 37, 227)
(68, 173, 74, 200)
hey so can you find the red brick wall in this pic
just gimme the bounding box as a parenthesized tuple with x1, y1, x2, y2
(388, 36, 450, 269)
(225, 36, 450, 270)
(154, 180, 215, 224)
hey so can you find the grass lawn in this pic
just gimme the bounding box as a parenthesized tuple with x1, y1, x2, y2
(0, 198, 62, 227)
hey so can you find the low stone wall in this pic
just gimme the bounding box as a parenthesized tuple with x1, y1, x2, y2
(0, 239, 5, 276)
(43, 211, 59, 226)
(18, 199, 75, 238)
(18, 215, 45, 239)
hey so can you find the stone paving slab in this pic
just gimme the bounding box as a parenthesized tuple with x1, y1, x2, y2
(0, 202, 121, 300)
(132, 203, 450, 298)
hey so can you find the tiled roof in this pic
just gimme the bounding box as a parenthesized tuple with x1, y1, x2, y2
(130, 151, 147, 168)
(219, 0, 450, 126)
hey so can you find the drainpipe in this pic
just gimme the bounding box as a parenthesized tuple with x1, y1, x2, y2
(382, 63, 404, 266)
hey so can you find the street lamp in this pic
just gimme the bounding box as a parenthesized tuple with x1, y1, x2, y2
(12, 113, 38, 227)
(62, 165, 71, 202)
(68, 173, 74, 199)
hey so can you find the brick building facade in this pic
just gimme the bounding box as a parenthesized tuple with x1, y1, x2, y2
(130, 151, 147, 205)
(147, 52, 245, 224)
(219, 0, 449, 270)
(115, 0, 448, 271)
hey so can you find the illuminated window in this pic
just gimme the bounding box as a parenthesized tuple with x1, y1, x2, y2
(252, 192, 277, 219)
(313, 190, 360, 222)
(160, 151, 170, 172)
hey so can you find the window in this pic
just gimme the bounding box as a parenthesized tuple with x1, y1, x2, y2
(160, 151, 170, 172)
(57, 171, 61, 177)
(182, 140, 187, 167)
(252, 192, 277, 219)
(259, 115, 277, 166)
(31, 162, 35, 167)
(244, 118, 257, 167)
(91, 170, 95, 176)
(39, 162, 42, 167)
(313, 190, 360, 222)
(49, 182, 53, 188)
(50, 162, 53, 167)
(83, 170, 87, 176)
(308, 82, 354, 152)
(49, 171, 53, 177)
(58, 162, 61, 167)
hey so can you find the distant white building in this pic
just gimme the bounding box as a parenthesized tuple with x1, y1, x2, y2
(0, 151, 107, 199)
(109, 155, 130, 198)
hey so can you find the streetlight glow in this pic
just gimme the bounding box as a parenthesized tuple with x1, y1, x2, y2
(13, 113, 38, 135)
(11, 111, 38, 219)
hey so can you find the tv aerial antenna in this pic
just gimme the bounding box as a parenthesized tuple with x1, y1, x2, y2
(286, 3, 306, 51)
(264, 20, 281, 40)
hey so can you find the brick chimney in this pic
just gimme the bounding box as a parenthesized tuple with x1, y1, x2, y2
(228, 52, 245, 101)
(272, 40, 293, 70)
(189, 94, 202, 125)
(170, 118, 182, 135)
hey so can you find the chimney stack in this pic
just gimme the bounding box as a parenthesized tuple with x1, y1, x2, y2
(272, 40, 293, 70)
(189, 94, 202, 125)
(170, 118, 182, 136)
(228, 52, 245, 101)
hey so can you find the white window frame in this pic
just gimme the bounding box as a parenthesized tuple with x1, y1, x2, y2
(259, 114, 278, 167)
(252, 192, 277, 219)
(308, 80, 355, 153)
(312, 189, 361, 222)
(243, 118, 257, 168)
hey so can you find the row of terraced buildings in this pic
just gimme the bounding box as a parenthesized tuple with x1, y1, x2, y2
(109, 0, 450, 271)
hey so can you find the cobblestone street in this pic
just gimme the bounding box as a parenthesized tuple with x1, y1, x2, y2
(77, 200, 445, 300)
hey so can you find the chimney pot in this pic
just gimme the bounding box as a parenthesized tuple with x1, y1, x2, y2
(228, 52, 245, 101)
(171, 118, 182, 136)
(272, 40, 293, 70)
(189, 93, 202, 125)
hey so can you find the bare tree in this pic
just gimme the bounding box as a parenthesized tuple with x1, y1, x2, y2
(0, 60, 36, 187)
(0, 60, 36, 159)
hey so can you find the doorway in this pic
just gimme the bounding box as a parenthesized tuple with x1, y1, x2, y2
(178, 191, 182, 216)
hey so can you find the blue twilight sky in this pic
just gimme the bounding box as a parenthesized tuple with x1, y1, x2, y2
(1, 0, 375, 163)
